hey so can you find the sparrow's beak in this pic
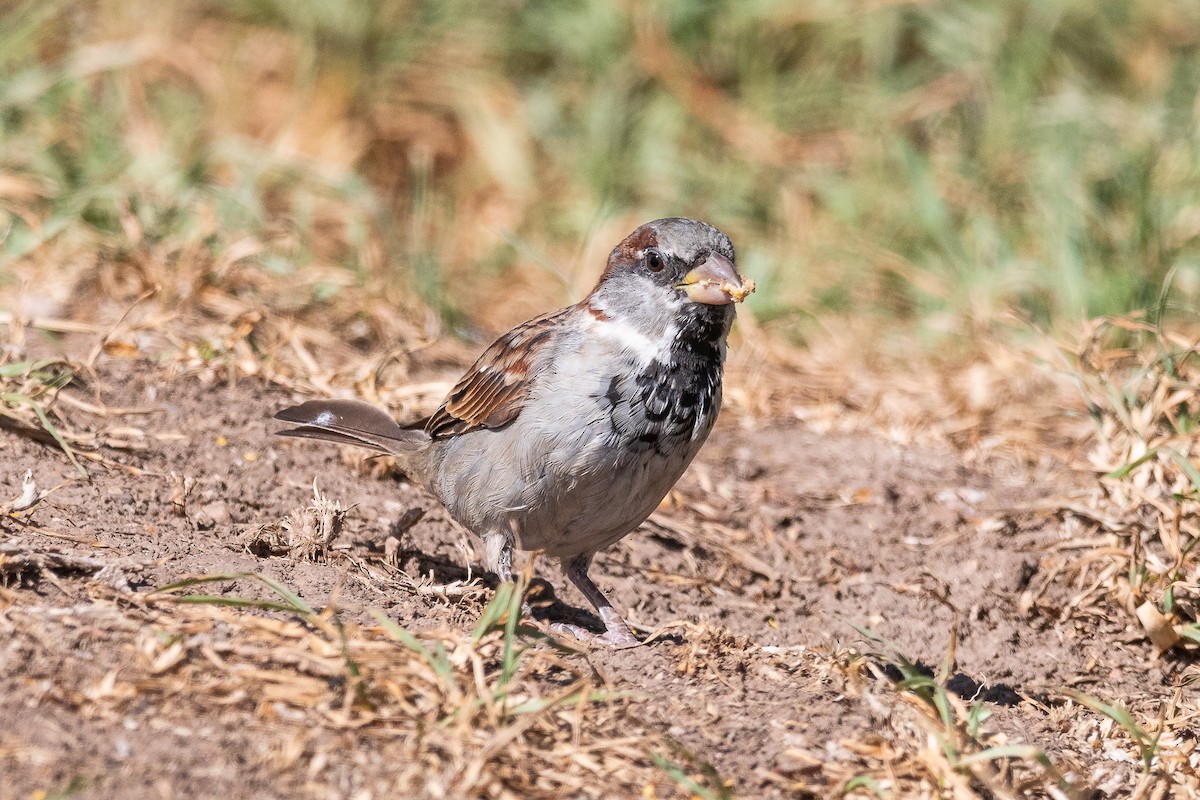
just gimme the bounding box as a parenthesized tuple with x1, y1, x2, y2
(675, 252, 755, 305)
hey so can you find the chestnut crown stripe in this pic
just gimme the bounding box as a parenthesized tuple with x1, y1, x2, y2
(603, 226, 659, 278)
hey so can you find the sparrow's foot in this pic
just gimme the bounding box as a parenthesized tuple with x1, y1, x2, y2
(555, 554, 641, 646)
(548, 617, 639, 647)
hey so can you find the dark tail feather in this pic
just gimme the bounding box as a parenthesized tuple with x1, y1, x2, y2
(274, 399, 428, 456)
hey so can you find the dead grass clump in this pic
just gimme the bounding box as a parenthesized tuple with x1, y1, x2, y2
(244, 481, 347, 560)
(760, 642, 1083, 799)
(0, 347, 168, 482)
(829, 632, 1083, 800)
(1005, 313, 1200, 796)
(0, 357, 90, 477)
(4, 571, 715, 798)
(670, 627, 1099, 799)
(725, 316, 1089, 462)
(1064, 315, 1200, 653)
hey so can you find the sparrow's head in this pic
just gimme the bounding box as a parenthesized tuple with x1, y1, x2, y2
(589, 218, 754, 338)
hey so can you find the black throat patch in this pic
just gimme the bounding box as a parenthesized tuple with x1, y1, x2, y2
(630, 310, 729, 446)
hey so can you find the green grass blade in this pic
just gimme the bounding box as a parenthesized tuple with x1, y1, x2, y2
(844, 774, 887, 797)
(163, 594, 302, 612)
(651, 738, 732, 800)
(153, 572, 314, 615)
(1105, 449, 1158, 480)
(0, 359, 64, 378)
(1061, 690, 1156, 771)
(957, 745, 1072, 790)
(507, 688, 629, 716)
(371, 609, 454, 684)
(966, 702, 992, 739)
(23, 399, 88, 478)
(251, 572, 316, 615)
(472, 581, 516, 642)
(1164, 447, 1200, 495)
(498, 575, 526, 692)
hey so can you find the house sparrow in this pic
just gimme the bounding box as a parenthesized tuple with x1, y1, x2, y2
(274, 218, 753, 645)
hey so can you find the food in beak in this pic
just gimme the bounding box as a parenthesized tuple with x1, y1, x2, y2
(676, 252, 755, 305)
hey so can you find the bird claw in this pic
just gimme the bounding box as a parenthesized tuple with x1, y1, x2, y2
(548, 621, 640, 648)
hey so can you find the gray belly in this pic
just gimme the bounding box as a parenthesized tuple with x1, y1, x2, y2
(427, 398, 716, 559)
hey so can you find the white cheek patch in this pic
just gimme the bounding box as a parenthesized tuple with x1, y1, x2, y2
(588, 281, 686, 367)
(588, 315, 678, 365)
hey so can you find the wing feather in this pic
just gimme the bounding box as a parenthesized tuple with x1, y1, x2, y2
(424, 308, 568, 439)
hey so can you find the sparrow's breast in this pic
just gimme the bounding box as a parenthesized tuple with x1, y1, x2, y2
(429, 322, 726, 558)
(513, 334, 725, 554)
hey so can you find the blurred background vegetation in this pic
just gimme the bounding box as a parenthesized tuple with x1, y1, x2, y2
(2, 0, 1199, 350)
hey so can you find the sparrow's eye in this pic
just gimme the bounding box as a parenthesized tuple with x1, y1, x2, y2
(645, 250, 665, 272)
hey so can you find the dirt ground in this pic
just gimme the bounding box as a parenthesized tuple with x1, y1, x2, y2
(1, 352, 1197, 799)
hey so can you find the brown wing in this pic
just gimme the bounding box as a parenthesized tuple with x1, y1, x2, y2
(424, 307, 568, 439)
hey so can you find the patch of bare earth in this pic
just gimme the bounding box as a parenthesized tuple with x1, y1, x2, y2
(2, 354, 1197, 798)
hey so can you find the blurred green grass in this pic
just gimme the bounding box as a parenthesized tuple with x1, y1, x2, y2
(2, 0, 1199, 343)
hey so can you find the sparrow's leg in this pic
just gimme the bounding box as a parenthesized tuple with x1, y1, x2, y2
(483, 529, 514, 583)
(552, 553, 639, 646)
(483, 527, 544, 623)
